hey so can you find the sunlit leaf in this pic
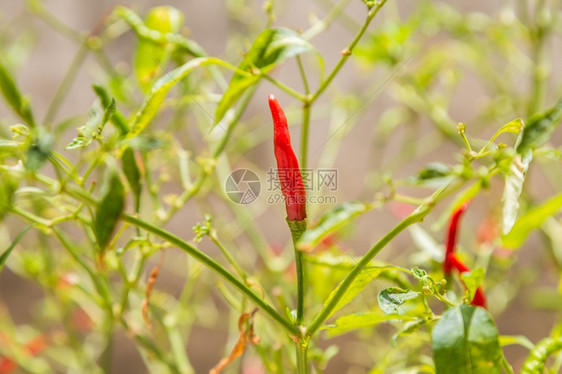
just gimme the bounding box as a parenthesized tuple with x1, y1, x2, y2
(134, 6, 184, 92)
(502, 193, 562, 249)
(325, 312, 413, 337)
(378, 287, 419, 315)
(432, 304, 502, 374)
(128, 57, 214, 137)
(480, 118, 524, 153)
(297, 202, 371, 252)
(215, 27, 316, 123)
(0, 61, 35, 127)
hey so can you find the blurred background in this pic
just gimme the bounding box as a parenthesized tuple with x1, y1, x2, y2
(1, 0, 562, 372)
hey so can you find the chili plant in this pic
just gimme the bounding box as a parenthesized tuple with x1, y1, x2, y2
(1, 0, 562, 373)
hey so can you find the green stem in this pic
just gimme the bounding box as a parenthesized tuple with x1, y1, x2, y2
(262, 74, 307, 102)
(306, 184, 448, 337)
(122, 215, 300, 337)
(296, 342, 309, 374)
(311, 0, 387, 103)
(288, 220, 307, 325)
(527, 0, 547, 116)
(209, 233, 247, 280)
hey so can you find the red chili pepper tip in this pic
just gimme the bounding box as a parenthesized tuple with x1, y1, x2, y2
(268, 95, 307, 222)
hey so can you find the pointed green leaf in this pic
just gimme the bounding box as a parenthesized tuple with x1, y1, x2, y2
(0, 225, 32, 274)
(0, 61, 35, 127)
(215, 27, 316, 122)
(516, 98, 562, 156)
(94, 169, 125, 251)
(122, 147, 142, 212)
(92, 84, 129, 135)
(321, 266, 397, 319)
(325, 312, 414, 337)
(432, 304, 502, 374)
(66, 99, 115, 150)
(480, 118, 524, 153)
(127, 57, 210, 137)
(502, 193, 562, 249)
(297, 202, 371, 251)
(378, 287, 420, 315)
(134, 6, 184, 92)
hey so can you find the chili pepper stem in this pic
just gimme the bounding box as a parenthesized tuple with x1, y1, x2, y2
(288, 218, 307, 326)
(295, 340, 309, 374)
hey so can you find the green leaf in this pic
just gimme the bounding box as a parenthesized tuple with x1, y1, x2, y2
(66, 99, 115, 150)
(0, 225, 32, 274)
(321, 266, 397, 319)
(297, 202, 371, 251)
(92, 84, 129, 135)
(127, 57, 210, 137)
(122, 147, 142, 212)
(410, 162, 453, 186)
(325, 312, 413, 337)
(215, 27, 316, 123)
(134, 6, 184, 92)
(480, 118, 524, 153)
(432, 304, 502, 374)
(460, 267, 485, 301)
(502, 193, 562, 249)
(378, 287, 419, 315)
(0, 61, 35, 127)
(25, 128, 53, 171)
(502, 155, 530, 234)
(499, 335, 534, 350)
(516, 98, 562, 157)
(0, 170, 19, 219)
(94, 168, 125, 251)
(521, 337, 562, 374)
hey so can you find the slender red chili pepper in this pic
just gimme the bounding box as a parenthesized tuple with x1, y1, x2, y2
(443, 202, 469, 275)
(447, 253, 487, 308)
(268, 94, 306, 222)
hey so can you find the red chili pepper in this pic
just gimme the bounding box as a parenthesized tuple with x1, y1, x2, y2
(443, 202, 469, 275)
(268, 94, 306, 222)
(447, 253, 487, 308)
